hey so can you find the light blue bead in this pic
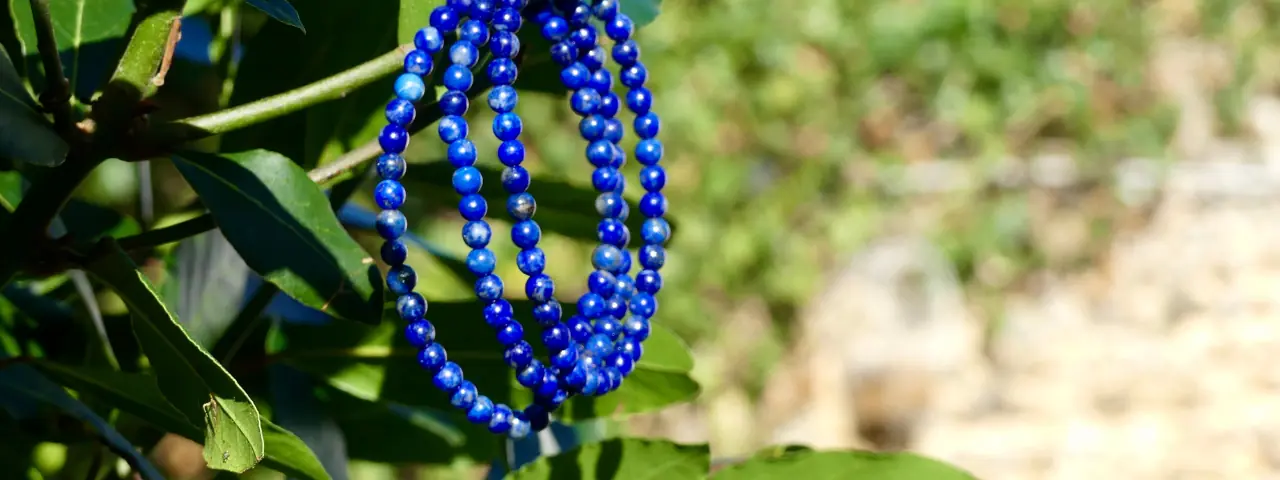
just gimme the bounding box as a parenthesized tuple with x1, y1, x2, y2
(394, 73, 426, 101)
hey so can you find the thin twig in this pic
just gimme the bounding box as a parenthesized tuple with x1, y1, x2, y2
(151, 17, 182, 87)
(27, 0, 72, 132)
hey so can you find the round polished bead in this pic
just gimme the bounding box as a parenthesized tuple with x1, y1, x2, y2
(627, 88, 653, 114)
(503, 341, 534, 367)
(602, 118, 624, 142)
(560, 62, 590, 90)
(582, 370, 604, 396)
(532, 300, 561, 326)
(634, 112, 660, 138)
(570, 88, 601, 115)
(595, 192, 626, 219)
(459, 194, 487, 220)
(489, 58, 518, 85)
(588, 69, 612, 94)
(604, 367, 623, 392)
(525, 404, 550, 432)
(639, 165, 666, 191)
(599, 92, 621, 118)
(615, 249, 633, 275)
(592, 167, 620, 192)
(501, 166, 531, 192)
(493, 8, 522, 31)
(618, 337, 642, 361)
(433, 362, 464, 391)
(507, 193, 536, 220)
(418, 342, 447, 371)
(443, 65, 473, 91)
(450, 41, 479, 67)
(448, 139, 477, 167)
(536, 388, 568, 410)
(451, 381, 478, 410)
(385, 99, 415, 127)
(612, 40, 639, 66)
(605, 295, 627, 319)
(634, 269, 662, 294)
(577, 293, 606, 319)
(525, 274, 555, 302)
(438, 115, 468, 143)
(587, 270, 617, 297)
(516, 248, 545, 274)
(375, 209, 407, 239)
(614, 273, 637, 299)
(582, 46, 607, 71)
(403, 320, 435, 347)
(465, 248, 496, 275)
(586, 140, 614, 167)
(469, 0, 494, 22)
(638, 245, 665, 270)
(610, 352, 635, 376)
(429, 6, 460, 31)
(550, 41, 578, 66)
(459, 20, 489, 45)
(550, 346, 577, 370)
(461, 221, 492, 248)
(605, 14, 634, 41)
(598, 219, 627, 247)
(566, 315, 593, 342)
(491, 31, 521, 60)
(475, 275, 504, 300)
(452, 166, 483, 195)
(641, 218, 670, 245)
(466, 396, 494, 424)
(564, 363, 588, 390)
(394, 73, 426, 102)
(511, 220, 541, 249)
(639, 192, 667, 217)
(569, 27, 596, 50)
(489, 86, 518, 113)
(621, 64, 648, 89)
(592, 245, 624, 272)
(516, 361, 544, 387)
(542, 323, 571, 350)
(493, 113, 522, 141)
(483, 299, 514, 326)
(509, 412, 531, 439)
(387, 264, 416, 295)
(379, 124, 409, 153)
(414, 26, 445, 53)
(498, 141, 526, 167)
(580, 115, 606, 140)
(496, 321, 524, 346)
(376, 153, 406, 180)
(630, 293, 656, 318)
(535, 370, 560, 398)
(624, 315, 651, 341)
(439, 91, 469, 116)
(636, 139, 663, 165)
(567, 3, 591, 25)
(381, 240, 408, 265)
(404, 49, 433, 75)
(541, 16, 569, 41)
(594, 316, 622, 340)
(592, 0, 618, 20)
(374, 180, 406, 209)
(397, 292, 427, 320)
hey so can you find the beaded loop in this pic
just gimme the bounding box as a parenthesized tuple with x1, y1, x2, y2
(372, 0, 669, 438)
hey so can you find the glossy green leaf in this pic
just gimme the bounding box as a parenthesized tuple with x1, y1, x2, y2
(171, 149, 384, 324)
(0, 39, 66, 166)
(84, 241, 265, 473)
(271, 300, 698, 422)
(12, 0, 135, 103)
(246, 0, 305, 31)
(506, 438, 709, 479)
(0, 365, 167, 480)
(33, 362, 332, 480)
(711, 448, 978, 480)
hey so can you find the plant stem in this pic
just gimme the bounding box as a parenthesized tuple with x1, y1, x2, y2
(117, 214, 216, 251)
(26, 0, 72, 132)
(0, 158, 98, 290)
(92, 1, 186, 154)
(142, 45, 414, 149)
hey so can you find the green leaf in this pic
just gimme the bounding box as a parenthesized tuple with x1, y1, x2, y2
(162, 230, 251, 349)
(0, 38, 67, 166)
(33, 362, 332, 480)
(271, 300, 698, 422)
(711, 449, 978, 480)
(0, 364, 166, 480)
(171, 149, 384, 324)
(84, 240, 266, 473)
(12, 0, 136, 103)
(246, 0, 305, 32)
(620, 0, 663, 28)
(505, 438, 709, 479)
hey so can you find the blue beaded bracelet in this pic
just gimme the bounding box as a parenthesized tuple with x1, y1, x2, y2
(371, 0, 669, 438)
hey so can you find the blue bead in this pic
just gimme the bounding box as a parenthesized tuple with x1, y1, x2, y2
(639, 192, 667, 217)
(439, 91, 469, 116)
(604, 367, 623, 392)
(587, 270, 617, 297)
(564, 363, 588, 390)
(550, 41, 578, 66)
(447, 0, 471, 7)
(379, 124, 409, 154)
(516, 248, 545, 274)
(469, 0, 494, 22)
(570, 27, 596, 50)
(460, 20, 489, 45)
(624, 315, 651, 341)
(603, 118, 624, 142)
(594, 316, 622, 340)
(498, 141, 526, 166)
(586, 141, 613, 166)
(404, 49, 433, 75)
(404, 320, 435, 347)
(430, 6, 460, 31)
(595, 192, 626, 219)
(394, 73, 426, 102)
(448, 139, 477, 167)
(511, 220, 541, 249)
(588, 69, 612, 94)
(598, 219, 627, 247)
(618, 337, 642, 361)
(551, 347, 577, 370)
(541, 16, 569, 41)
(566, 315, 593, 341)
(600, 92, 621, 118)
(612, 40, 639, 66)
(488, 58, 518, 85)
(627, 88, 652, 114)
(462, 221, 492, 248)
(580, 115, 606, 140)
(509, 413, 532, 439)
(459, 194, 487, 220)
(465, 248, 496, 275)
(635, 112, 660, 138)
(475, 274, 504, 300)
(537, 389, 568, 410)
(567, 3, 591, 25)
(593, 0, 618, 20)
(535, 370, 560, 399)
(452, 166, 483, 195)
(614, 249, 632, 275)
(606, 14, 634, 41)
(376, 153, 406, 180)
(615, 273, 636, 299)
(622, 64, 648, 89)
(639, 245, 665, 270)
(494, 7, 522, 31)
(630, 293, 656, 318)
(605, 295, 627, 319)
(387, 264, 416, 295)
(443, 64, 473, 91)
(525, 404, 550, 432)
(496, 321, 524, 346)
(525, 274, 555, 302)
(397, 292, 427, 320)
(501, 166, 531, 192)
(636, 139, 663, 165)
(450, 41, 479, 67)
(639, 165, 666, 192)
(414, 26, 445, 53)
(591, 245, 624, 272)
(491, 31, 521, 60)
(375, 209, 407, 239)
(611, 352, 635, 376)
(507, 193, 536, 220)
(516, 361, 544, 387)
(492, 113, 522, 141)
(592, 167, 620, 192)
(570, 88, 601, 115)
(581, 370, 603, 396)
(582, 45, 607, 71)
(488, 86, 518, 113)
(542, 323, 571, 350)
(467, 396, 494, 423)
(641, 218, 670, 245)
(503, 341, 534, 367)
(374, 180, 406, 210)
(483, 299, 514, 326)
(532, 300, 561, 326)
(381, 240, 408, 265)
(497, 0, 524, 9)
(561, 63, 589, 90)
(418, 343, 448, 371)
(577, 293, 606, 319)
(433, 362, 464, 391)
(385, 99, 416, 127)
(451, 381, 478, 410)
(438, 115, 468, 143)
(635, 269, 662, 294)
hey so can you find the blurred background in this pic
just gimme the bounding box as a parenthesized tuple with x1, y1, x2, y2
(36, 0, 1280, 478)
